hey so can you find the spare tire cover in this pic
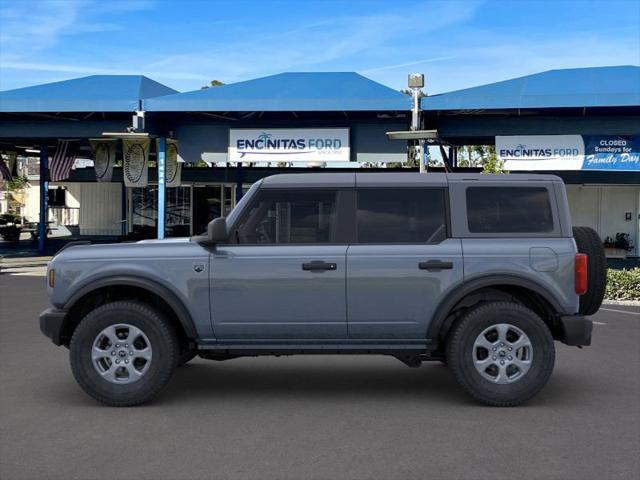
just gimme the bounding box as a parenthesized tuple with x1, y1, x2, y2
(573, 226, 607, 316)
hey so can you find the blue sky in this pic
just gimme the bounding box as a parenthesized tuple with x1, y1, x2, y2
(0, 0, 638, 94)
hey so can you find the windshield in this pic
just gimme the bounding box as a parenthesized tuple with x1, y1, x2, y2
(225, 180, 262, 230)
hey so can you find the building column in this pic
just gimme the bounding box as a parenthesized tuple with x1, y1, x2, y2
(157, 137, 166, 239)
(236, 162, 244, 203)
(38, 144, 48, 254)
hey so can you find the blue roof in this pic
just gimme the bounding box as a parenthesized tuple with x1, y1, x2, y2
(0, 75, 178, 113)
(422, 66, 640, 111)
(145, 72, 411, 112)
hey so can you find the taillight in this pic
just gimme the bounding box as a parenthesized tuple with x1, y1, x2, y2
(575, 253, 587, 295)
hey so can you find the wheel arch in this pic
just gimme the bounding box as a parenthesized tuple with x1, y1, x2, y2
(61, 276, 197, 346)
(427, 274, 564, 344)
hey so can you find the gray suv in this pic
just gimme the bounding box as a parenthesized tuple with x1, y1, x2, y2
(40, 173, 605, 407)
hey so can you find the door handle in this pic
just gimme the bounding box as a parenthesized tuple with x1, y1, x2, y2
(302, 261, 337, 272)
(419, 260, 453, 271)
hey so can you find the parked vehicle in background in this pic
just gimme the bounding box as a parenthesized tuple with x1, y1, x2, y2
(39, 173, 606, 407)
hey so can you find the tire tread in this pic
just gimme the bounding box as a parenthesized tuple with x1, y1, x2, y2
(69, 300, 178, 407)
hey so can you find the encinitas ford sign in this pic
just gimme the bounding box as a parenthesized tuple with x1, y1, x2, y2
(497, 135, 584, 170)
(229, 128, 350, 162)
(497, 135, 640, 171)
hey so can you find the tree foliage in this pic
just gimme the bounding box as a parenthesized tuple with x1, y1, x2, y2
(201, 79, 225, 89)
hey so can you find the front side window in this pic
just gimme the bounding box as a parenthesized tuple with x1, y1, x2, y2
(466, 187, 554, 233)
(356, 188, 447, 243)
(234, 189, 337, 244)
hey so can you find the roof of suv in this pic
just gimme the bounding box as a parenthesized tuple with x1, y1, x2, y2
(260, 172, 562, 188)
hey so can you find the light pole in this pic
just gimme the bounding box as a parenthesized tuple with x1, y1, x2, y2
(408, 73, 425, 173)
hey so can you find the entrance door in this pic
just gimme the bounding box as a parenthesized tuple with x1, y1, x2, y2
(211, 187, 348, 339)
(347, 187, 463, 339)
(192, 185, 235, 235)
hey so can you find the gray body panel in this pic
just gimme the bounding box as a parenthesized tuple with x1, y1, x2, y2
(47, 239, 215, 339)
(346, 240, 463, 339)
(210, 245, 347, 339)
(461, 238, 579, 313)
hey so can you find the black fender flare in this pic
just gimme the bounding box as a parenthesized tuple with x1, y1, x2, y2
(426, 274, 564, 342)
(64, 275, 197, 339)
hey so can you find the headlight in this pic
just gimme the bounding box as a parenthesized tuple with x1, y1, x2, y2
(48, 269, 55, 288)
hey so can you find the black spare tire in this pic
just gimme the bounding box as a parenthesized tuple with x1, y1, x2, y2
(573, 226, 607, 316)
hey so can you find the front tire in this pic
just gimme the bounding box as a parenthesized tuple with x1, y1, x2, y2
(446, 302, 555, 407)
(70, 301, 179, 407)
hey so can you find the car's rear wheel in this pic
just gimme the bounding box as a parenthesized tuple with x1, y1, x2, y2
(573, 226, 607, 315)
(70, 300, 178, 406)
(446, 302, 555, 407)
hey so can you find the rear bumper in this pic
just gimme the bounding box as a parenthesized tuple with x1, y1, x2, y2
(39, 308, 67, 346)
(558, 315, 593, 346)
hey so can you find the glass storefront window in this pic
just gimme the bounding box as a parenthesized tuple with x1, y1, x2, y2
(166, 187, 191, 237)
(130, 186, 191, 238)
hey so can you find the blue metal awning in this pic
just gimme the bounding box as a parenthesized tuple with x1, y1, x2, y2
(145, 72, 411, 112)
(0, 75, 178, 113)
(422, 66, 640, 111)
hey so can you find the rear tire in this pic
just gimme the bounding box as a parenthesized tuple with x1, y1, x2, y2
(573, 226, 607, 315)
(70, 301, 179, 407)
(446, 302, 555, 407)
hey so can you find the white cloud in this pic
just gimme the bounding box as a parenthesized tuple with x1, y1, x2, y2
(361, 56, 459, 74)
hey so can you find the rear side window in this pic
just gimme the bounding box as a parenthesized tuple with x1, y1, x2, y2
(235, 189, 337, 244)
(466, 187, 554, 233)
(356, 188, 447, 243)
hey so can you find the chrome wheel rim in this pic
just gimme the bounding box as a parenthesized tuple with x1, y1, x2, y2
(91, 324, 152, 384)
(472, 323, 533, 384)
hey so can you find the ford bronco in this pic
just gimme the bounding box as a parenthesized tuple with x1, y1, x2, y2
(40, 173, 606, 406)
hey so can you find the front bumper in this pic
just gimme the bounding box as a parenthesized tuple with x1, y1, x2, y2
(39, 308, 67, 346)
(558, 315, 593, 346)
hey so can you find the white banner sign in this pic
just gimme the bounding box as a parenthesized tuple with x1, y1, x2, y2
(90, 139, 116, 182)
(229, 128, 350, 162)
(496, 135, 585, 170)
(123, 138, 150, 187)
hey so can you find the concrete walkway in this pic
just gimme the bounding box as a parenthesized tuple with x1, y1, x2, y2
(0, 256, 52, 273)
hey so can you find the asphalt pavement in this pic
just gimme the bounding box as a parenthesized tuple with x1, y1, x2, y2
(1, 274, 639, 480)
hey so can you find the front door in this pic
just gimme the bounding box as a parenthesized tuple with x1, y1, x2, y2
(210, 188, 348, 339)
(347, 187, 463, 339)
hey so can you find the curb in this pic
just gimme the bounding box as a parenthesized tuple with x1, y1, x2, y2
(603, 299, 640, 307)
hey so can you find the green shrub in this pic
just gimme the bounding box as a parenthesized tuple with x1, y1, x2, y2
(605, 268, 640, 301)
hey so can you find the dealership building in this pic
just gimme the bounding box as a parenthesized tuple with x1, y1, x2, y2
(0, 66, 638, 256)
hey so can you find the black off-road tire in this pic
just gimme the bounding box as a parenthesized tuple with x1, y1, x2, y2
(70, 300, 179, 407)
(446, 302, 555, 407)
(573, 226, 607, 316)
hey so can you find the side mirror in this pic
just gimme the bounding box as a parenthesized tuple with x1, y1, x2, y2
(207, 217, 228, 244)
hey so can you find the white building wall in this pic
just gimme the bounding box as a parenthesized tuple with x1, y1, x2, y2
(78, 182, 122, 235)
(566, 185, 640, 256)
(64, 184, 81, 208)
(22, 181, 40, 222)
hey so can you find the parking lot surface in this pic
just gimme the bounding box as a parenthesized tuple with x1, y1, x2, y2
(1, 274, 639, 480)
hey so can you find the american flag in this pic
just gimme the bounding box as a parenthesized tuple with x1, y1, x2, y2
(49, 140, 79, 182)
(0, 156, 12, 181)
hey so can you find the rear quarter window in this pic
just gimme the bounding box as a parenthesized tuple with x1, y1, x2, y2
(466, 187, 554, 233)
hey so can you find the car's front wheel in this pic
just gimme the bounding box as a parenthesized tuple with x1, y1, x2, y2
(446, 302, 555, 407)
(70, 300, 179, 406)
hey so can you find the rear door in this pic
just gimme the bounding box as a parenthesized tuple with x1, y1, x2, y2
(211, 187, 350, 339)
(346, 187, 463, 339)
